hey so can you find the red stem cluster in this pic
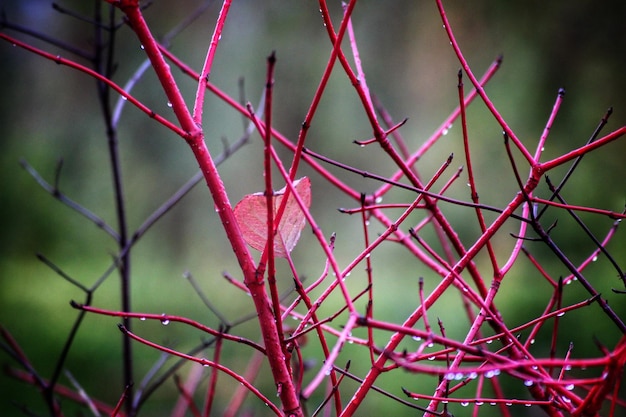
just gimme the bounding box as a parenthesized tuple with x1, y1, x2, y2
(1, 1, 625, 416)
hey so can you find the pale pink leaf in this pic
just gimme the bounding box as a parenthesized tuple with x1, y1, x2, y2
(234, 177, 311, 258)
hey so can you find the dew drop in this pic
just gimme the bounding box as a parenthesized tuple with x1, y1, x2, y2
(489, 402, 496, 406)
(445, 373, 455, 380)
(564, 365, 572, 371)
(524, 403, 532, 407)
(476, 401, 484, 406)
(122, 96, 128, 101)
(412, 336, 422, 342)
(565, 384, 574, 391)
(468, 372, 478, 380)
(460, 402, 469, 407)
(160, 314, 170, 325)
(592, 255, 598, 262)
(324, 367, 331, 376)
(427, 342, 434, 348)
(442, 400, 448, 404)
(486, 339, 493, 344)
(454, 372, 464, 380)
(375, 196, 383, 204)
(505, 402, 512, 407)
(139, 317, 146, 321)
(524, 380, 533, 387)
(541, 146, 545, 152)
(167, 101, 173, 108)
(556, 312, 565, 317)
(427, 356, 435, 361)
(140, 44, 145, 50)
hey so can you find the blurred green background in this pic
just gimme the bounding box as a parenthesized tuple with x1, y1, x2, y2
(1, 1, 625, 416)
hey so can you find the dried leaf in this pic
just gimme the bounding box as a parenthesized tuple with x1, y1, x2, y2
(234, 177, 311, 258)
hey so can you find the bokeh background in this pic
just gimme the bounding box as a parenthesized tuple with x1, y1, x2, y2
(1, 1, 625, 416)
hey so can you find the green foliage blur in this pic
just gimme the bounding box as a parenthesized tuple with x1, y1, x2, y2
(1, 1, 625, 416)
